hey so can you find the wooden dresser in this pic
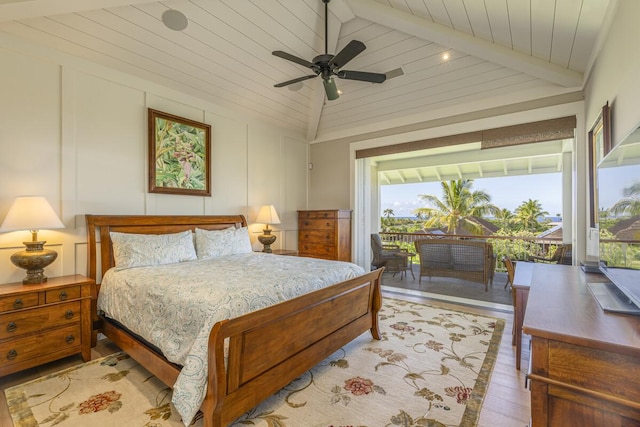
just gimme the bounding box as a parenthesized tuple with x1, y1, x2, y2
(0, 275, 94, 376)
(522, 264, 640, 426)
(298, 209, 352, 262)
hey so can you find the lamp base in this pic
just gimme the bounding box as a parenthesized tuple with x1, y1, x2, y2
(10, 241, 58, 284)
(257, 229, 277, 253)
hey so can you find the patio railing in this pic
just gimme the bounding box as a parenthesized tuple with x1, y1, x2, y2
(379, 232, 640, 271)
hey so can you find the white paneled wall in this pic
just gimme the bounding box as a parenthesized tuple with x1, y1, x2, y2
(0, 39, 307, 284)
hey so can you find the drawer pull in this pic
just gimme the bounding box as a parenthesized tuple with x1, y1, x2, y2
(325, 222, 330, 227)
(65, 310, 74, 320)
(7, 349, 17, 360)
(6, 322, 17, 333)
(65, 335, 75, 344)
(59, 291, 68, 300)
(13, 298, 23, 309)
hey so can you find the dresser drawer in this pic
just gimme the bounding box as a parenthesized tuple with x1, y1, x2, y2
(299, 229, 335, 243)
(299, 244, 336, 258)
(0, 301, 81, 340)
(0, 293, 39, 313)
(299, 211, 335, 219)
(0, 324, 81, 369)
(299, 219, 335, 230)
(46, 286, 81, 303)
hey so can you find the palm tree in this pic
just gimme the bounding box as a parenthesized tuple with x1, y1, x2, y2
(495, 208, 515, 230)
(610, 182, 640, 216)
(413, 179, 500, 234)
(513, 199, 549, 232)
(383, 208, 395, 219)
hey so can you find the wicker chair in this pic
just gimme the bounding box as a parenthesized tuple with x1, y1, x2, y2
(371, 234, 414, 279)
(528, 244, 571, 264)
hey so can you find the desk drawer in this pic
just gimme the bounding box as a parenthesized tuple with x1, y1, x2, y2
(0, 301, 81, 339)
(548, 340, 640, 402)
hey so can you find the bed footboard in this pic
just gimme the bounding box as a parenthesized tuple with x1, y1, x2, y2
(203, 267, 383, 427)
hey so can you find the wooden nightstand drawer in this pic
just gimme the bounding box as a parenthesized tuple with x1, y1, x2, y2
(0, 301, 81, 340)
(46, 286, 81, 303)
(0, 293, 39, 313)
(0, 324, 81, 372)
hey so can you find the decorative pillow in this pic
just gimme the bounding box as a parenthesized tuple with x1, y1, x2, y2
(110, 230, 197, 270)
(194, 227, 253, 259)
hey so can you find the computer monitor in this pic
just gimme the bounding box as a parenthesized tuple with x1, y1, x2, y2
(587, 265, 640, 315)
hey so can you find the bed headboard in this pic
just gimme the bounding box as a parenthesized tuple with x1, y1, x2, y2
(86, 214, 247, 284)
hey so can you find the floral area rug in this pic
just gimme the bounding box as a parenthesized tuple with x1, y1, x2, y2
(5, 298, 504, 427)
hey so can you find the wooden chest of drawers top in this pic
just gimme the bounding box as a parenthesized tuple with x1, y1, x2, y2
(0, 275, 93, 313)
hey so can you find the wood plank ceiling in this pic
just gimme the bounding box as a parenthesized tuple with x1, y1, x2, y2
(0, 0, 612, 144)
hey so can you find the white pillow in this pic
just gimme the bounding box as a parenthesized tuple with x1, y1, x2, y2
(195, 227, 253, 259)
(110, 230, 197, 270)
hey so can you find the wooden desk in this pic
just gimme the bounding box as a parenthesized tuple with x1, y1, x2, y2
(512, 261, 534, 370)
(522, 264, 640, 426)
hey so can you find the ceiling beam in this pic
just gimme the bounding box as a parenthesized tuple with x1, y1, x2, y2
(0, 0, 157, 21)
(347, 0, 583, 88)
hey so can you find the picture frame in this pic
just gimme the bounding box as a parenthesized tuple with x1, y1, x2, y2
(588, 102, 611, 227)
(148, 108, 211, 196)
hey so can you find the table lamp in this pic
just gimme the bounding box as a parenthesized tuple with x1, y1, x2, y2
(0, 196, 65, 284)
(255, 205, 280, 253)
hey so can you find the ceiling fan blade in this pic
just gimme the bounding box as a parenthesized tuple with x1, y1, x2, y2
(274, 74, 317, 88)
(272, 51, 315, 69)
(329, 40, 366, 69)
(337, 70, 387, 83)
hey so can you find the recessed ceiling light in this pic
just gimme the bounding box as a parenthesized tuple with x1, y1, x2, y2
(162, 9, 188, 31)
(442, 52, 451, 61)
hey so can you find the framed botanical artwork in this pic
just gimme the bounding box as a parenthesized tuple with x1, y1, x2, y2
(148, 109, 211, 196)
(588, 102, 611, 227)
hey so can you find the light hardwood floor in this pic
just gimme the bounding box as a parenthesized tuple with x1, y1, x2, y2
(0, 289, 530, 427)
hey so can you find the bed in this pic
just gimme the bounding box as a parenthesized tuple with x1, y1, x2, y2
(86, 214, 383, 427)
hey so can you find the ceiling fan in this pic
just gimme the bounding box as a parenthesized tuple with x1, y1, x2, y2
(272, 0, 386, 101)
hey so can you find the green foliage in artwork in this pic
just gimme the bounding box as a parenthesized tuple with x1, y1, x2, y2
(154, 117, 207, 190)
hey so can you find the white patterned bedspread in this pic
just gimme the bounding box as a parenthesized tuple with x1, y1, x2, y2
(97, 252, 365, 425)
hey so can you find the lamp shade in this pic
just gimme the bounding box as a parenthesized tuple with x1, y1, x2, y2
(0, 196, 64, 232)
(255, 205, 281, 225)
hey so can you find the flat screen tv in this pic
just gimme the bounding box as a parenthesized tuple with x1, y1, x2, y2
(589, 124, 640, 314)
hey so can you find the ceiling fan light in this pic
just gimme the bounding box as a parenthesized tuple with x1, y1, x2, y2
(323, 77, 339, 100)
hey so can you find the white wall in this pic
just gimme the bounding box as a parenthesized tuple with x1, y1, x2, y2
(0, 36, 308, 284)
(585, 0, 640, 148)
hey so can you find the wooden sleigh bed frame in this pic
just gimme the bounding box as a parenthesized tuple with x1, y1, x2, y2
(86, 214, 383, 427)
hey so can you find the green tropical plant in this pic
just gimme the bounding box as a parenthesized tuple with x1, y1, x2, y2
(610, 182, 640, 216)
(513, 199, 549, 232)
(494, 208, 515, 231)
(413, 180, 500, 234)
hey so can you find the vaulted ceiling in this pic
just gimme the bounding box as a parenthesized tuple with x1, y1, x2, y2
(0, 0, 612, 143)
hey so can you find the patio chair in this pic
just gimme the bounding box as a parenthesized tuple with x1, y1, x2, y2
(528, 244, 571, 264)
(502, 256, 517, 344)
(371, 234, 415, 279)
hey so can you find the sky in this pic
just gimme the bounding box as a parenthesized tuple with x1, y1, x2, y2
(380, 174, 564, 218)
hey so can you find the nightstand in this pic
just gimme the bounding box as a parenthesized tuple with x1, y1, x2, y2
(0, 275, 94, 377)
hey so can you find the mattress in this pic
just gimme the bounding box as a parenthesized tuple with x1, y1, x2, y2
(97, 252, 365, 424)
